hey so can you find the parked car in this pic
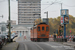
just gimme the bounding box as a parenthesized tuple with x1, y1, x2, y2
(0, 35, 3, 48)
(0, 34, 7, 45)
(11, 33, 17, 39)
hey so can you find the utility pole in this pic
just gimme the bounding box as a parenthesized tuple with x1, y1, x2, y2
(60, 3, 66, 39)
(8, 0, 11, 42)
(61, 3, 62, 9)
(44, 11, 48, 25)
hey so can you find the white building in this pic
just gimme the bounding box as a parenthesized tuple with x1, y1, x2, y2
(12, 26, 30, 39)
(18, 0, 41, 27)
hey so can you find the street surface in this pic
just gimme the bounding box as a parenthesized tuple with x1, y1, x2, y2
(14, 36, 75, 50)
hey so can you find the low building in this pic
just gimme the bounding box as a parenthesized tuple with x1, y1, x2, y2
(12, 26, 29, 38)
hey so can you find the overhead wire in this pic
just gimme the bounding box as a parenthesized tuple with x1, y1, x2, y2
(41, 3, 55, 11)
(41, 0, 62, 11)
(63, 3, 75, 7)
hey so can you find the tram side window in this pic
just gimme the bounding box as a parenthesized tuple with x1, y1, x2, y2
(46, 27, 49, 31)
(42, 27, 44, 31)
(38, 27, 40, 31)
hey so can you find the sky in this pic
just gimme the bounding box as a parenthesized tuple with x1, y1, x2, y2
(0, 0, 75, 24)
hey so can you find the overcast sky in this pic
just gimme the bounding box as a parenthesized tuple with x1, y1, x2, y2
(0, 0, 75, 23)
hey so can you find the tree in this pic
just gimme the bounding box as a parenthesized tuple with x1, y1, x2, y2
(48, 15, 75, 35)
(35, 18, 43, 25)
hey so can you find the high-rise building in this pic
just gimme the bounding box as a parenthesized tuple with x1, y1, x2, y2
(18, 0, 41, 27)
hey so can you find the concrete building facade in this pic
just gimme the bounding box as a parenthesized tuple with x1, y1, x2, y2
(18, 0, 41, 27)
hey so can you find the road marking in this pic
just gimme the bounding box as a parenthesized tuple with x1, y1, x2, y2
(44, 43, 63, 50)
(34, 43, 44, 50)
(64, 46, 74, 50)
(24, 44, 28, 50)
(44, 43, 52, 46)
(45, 43, 74, 50)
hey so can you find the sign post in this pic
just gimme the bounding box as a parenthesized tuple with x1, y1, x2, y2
(60, 9, 69, 41)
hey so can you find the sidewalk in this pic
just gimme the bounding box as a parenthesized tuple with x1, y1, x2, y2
(62, 42, 75, 49)
(1, 42, 19, 50)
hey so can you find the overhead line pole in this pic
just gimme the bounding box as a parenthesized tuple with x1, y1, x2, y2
(8, 0, 11, 42)
(61, 3, 62, 9)
(44, 11, 48, 25)
(47, 11, 48, 25)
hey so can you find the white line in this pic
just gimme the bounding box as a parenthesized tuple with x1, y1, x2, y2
(24, 44, 28, 50)
(44, 43, 52, 47)
(45, 43, 63, 48)
(44, 43, 61, 50)
(45, 43, 74, 50)
(34, 43, 44, 50)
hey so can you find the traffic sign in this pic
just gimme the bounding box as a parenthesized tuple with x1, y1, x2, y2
(61, 16, 63, 24)
(64, 16, 69, 23)
(61, 10, 65, 15)
(60, 9, 69, 39)
(61, 9, 69, 16)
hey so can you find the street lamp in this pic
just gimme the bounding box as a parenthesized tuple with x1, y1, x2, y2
(0, 15, 3, 18)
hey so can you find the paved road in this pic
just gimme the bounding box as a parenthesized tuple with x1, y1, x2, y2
(17, 41, 74, 50)
(15, 36, 74, 50)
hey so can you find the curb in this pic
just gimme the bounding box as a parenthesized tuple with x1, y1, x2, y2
(16, 43, 19, 50)
(14, 42, 19, 50)
(2, 42, 19, 50)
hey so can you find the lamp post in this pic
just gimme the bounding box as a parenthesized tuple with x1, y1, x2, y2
(0, 15, 3, 18)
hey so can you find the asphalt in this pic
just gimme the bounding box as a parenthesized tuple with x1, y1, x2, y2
(17, 41, 75, 50)
(1, 42, 19, 50)
(18, 43, 25, 50)
(62, 42, 75, 49)
(1, 36, 74, 50)
(16, 36, 75, 50)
